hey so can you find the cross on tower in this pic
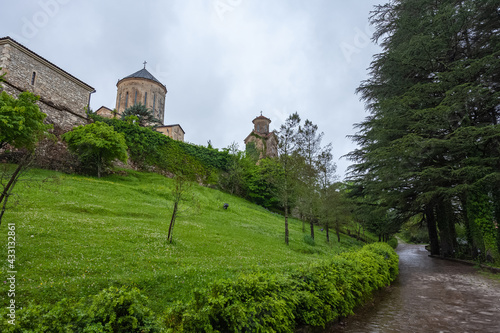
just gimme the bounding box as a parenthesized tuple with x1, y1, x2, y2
(143, 61, 147, 69)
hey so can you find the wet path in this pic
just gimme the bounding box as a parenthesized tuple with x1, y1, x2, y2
(332, 242, 500, 333)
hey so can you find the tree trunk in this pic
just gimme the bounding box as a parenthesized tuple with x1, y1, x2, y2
(301, 213, 305, 233)
(285, 205, 289, 245)
(310, 220, 314, 240)
(0, 163, 23, 206)
(167, 201, 178, 243)
(325, 225, 330, 243)
(425, 203, 440, 256)
(436, 198, 455, 257)
(336, 227, 340, 242)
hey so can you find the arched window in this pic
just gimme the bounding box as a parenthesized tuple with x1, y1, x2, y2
(31, 71, 36, 85)
(153, 93, 156, 111)
(125, 92, 129, 108)
(144, 92, 147, 106)
(134, 91, 138, 105)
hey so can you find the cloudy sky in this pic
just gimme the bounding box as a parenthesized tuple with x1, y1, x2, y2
(1, 0, 383, 179)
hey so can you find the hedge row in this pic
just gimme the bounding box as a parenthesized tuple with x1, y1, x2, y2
(0, 287, 159, 332)
(0, 243, 398, 332)
(164, 242, 398, 332)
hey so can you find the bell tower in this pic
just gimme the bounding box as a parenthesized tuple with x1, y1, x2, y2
(252, 111, 271, 135)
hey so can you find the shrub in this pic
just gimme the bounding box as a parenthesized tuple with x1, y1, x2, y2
(0, 287, 161, 332)
(0, 245, 398, 332)
(62, 121, 128, 178)
(387, 237, 398, 249)
(303, 235, 315, 246)
(90, 115, 230, 183)
(163, 243, 398, 332)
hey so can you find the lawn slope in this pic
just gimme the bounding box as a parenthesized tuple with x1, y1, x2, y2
(0, 168, 365, 312)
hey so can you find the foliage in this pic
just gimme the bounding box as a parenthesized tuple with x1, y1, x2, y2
(0, 243, 397, 333)
(347, 0, 500, 259)
(163, 243, 398, 332)
(399, 215, 430, 244)
(0, 287, 161, 332)
(387, 237, 398, 249)
(91, 114, 229, 183)
(167, 175, 195, 243)
(0, 90, 52, 226)
(121, 103, 161, 127)
(62, 121, 128, 178)
(0, 168, 368, 314)
(0, 91, 52, 151)
(303, 234, 315, 246)
(275, 112, 302, 245)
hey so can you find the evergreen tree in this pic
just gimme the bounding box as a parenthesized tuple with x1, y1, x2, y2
(348, 0, 500, 258)
(276, 112, 301, 245)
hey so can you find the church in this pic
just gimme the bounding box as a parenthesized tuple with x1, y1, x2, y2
(96, 62, 185, 142)
(244, 113, 278, 160)
(1, 36, 184, 142)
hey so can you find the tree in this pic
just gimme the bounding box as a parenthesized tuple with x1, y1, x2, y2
(0, 85, 52, 226)
(316, 145, 341, 242)
(218, 142, 247, 196)
(167, 175, 188, 243)
(348, 0, 500, 258)
(120, 104, 161, 127)
(297, 119, 324, 240)
(62, 122, 128, 178)
(0, 91, 52, 151)
(275, 112, 301, 245)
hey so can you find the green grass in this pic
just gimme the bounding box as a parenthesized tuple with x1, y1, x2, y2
(0, 167, 365, 313)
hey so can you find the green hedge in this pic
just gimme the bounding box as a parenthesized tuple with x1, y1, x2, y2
(0, 244, 398, 332)
(0, 287, 161, 332)
(163, 242, 398, 332)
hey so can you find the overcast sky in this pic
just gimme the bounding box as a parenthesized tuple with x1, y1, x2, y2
(1, 0, 383, 179)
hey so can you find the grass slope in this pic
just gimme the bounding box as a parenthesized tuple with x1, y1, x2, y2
(0, 168, 365, 313)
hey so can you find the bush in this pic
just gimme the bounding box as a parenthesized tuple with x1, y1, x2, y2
(163, 243, 398, 332)
(62, 121, 128, 178)
(90, 115, 230, 183)
(303, 235, 315, 246)
(387, 237, 398, 249)
(0, 287, 161, 332)
(0, 245, 398, 332)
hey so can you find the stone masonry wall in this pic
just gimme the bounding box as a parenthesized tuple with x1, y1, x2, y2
(115, 78, 166, 123)
(156, 125, 184, 142)
(0, 39, 94, 131)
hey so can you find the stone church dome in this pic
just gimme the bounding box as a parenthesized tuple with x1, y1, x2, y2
(115, 64, 167, 124)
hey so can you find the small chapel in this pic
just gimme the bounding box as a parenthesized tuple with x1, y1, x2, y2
(244, 113, 278, 160)
(96, 63, 185, 142)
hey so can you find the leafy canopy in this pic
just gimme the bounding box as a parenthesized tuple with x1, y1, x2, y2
(121, 104, 161, 127)
(0, 91, 52, 150)
(62, 121, 128, 177)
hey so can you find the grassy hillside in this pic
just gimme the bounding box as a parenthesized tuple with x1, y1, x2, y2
(0, 168, 365, 313)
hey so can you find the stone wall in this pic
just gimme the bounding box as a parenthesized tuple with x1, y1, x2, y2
(244, 132, 278, 160)
(115, 78, 166, 123)
(0, 37, 95, 132)
(156, 125, 185, 142)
